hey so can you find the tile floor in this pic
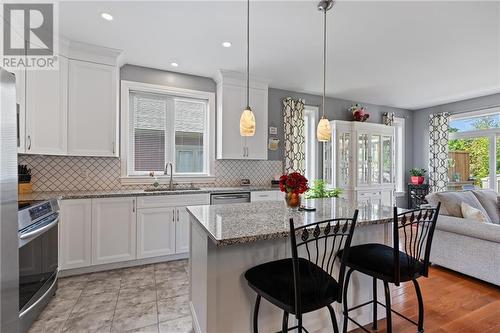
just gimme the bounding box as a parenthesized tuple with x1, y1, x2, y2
(28, 259, 193, 333)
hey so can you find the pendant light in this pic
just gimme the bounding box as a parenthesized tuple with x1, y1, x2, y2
(316, 0, 334, 142)
(240, 0, 256, 137)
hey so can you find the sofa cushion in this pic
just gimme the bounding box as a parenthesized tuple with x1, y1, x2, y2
(428, 191, 491, 222)
(461, 202, 489, 223)
(436, 215, 500, 244)
(471, 189, 500, 224)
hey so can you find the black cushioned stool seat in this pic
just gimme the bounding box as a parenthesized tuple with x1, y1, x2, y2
(245, 258, 340, 314)
(338, 243, 424, 283)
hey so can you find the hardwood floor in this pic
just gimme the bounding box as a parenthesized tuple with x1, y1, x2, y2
(349, 266, 500, 333)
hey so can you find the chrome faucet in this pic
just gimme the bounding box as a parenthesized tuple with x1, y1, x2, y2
(164, 162, 174, 190)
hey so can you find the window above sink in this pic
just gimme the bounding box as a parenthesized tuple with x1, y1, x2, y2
(120, 81, 216, 184)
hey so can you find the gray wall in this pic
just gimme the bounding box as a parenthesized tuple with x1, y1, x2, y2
(268, 88, 413, 175)
(121, 64, 216, 93)
(412, 93, 500, 171)
(120, 65, 415, 205)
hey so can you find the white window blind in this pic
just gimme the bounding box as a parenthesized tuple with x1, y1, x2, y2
(128, 90, 208, 176)
(174, 99, 206, 173)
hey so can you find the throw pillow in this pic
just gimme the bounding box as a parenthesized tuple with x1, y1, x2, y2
(471, 189, 500, 224)
(435, 191, 489, 220)
(461, 202, 489, 223)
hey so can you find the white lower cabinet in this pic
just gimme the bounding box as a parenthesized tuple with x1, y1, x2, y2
(91, 197, 136, 265)
(356, 189, 393, 207)
(175, 207, 191, 254)
(59, 199, 92, 270)
(136, 194, 209, 258)
(137, 207, 176, 259)
(251, 190, 280, 202)
(59, 193, 210, 271)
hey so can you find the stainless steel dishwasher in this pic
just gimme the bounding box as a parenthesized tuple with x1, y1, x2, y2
(210, 192, 251, 205)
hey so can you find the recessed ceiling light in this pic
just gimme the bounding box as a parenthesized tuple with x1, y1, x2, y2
(101, 12, 113, 21)
(222, 41, 232, 48)
(171, 62, 179, 67)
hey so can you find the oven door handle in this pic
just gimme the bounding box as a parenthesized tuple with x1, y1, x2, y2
(19, 216, 60, 240)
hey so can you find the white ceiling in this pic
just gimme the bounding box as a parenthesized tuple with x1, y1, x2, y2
(59, 1, 500, 110)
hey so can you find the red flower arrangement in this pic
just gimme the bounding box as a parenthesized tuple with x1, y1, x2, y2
(279, 172, 309, 194)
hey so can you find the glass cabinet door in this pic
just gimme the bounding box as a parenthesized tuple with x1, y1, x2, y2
(382, 136, 393, 184)
(338, 132, 350, 187)
(358, 134, 369, 185)
(371, 135, 381, 184)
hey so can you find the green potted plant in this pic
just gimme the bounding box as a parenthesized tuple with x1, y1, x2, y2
(304, 179, 342, 199)
(409, 168, 427, 185)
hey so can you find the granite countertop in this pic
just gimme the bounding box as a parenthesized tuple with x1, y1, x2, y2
(18, 186, 279, 201)
(187, 198, 401, 247)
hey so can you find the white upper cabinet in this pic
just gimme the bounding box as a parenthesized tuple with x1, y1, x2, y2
(217, 83, 245, 159)
(215, 70, 269, 160)
(13, 69, 26, 153)
(18, 40, 121, 157)
(247, 87, 268, 160)
(68, 60, 118, 156)
(25, 56, 68, 155)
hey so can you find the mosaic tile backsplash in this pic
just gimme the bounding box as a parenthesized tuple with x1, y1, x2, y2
(18, 155, 283, 192)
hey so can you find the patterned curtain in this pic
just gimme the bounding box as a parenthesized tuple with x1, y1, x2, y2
(428, 113, 450, 192)
(283, 97, 305, 174)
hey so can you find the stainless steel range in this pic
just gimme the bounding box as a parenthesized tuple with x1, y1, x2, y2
(18, 199, 59, 333)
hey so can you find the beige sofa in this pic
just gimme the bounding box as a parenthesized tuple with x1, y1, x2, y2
(425, 189, 500, 286)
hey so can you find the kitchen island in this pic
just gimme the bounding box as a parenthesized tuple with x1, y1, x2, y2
(187, 198, 398, 333)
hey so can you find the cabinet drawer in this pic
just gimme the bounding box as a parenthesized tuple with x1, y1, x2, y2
(137, 193, 210, 209)
(251, 191, 280, 202)
(357, 190, 382, 198)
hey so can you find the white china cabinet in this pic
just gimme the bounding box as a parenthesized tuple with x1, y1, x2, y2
(323, 120, 395, 206)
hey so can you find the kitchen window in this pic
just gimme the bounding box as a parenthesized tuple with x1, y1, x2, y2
(121, 81, 215, 183)
(304, 105, 319, 182)
(393, 116, 405, 193)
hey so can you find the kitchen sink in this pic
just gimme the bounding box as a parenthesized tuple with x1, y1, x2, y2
(144, 187, 201, 192)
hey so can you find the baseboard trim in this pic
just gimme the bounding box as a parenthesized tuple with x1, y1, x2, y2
(59, 252, 189, 277)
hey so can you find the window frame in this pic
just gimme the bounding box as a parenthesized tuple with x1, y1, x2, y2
(304, 105, 319, 183)
(120, 80, 216, 185)
(393, 117, 405, 194)
(449, 107, 500, 191)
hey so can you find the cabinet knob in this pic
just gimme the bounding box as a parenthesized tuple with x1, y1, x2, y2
(27, 135, 31, 150)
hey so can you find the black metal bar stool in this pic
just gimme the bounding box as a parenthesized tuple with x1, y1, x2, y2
(244, 211, 359, 333)
(341, 203, 441, 333)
